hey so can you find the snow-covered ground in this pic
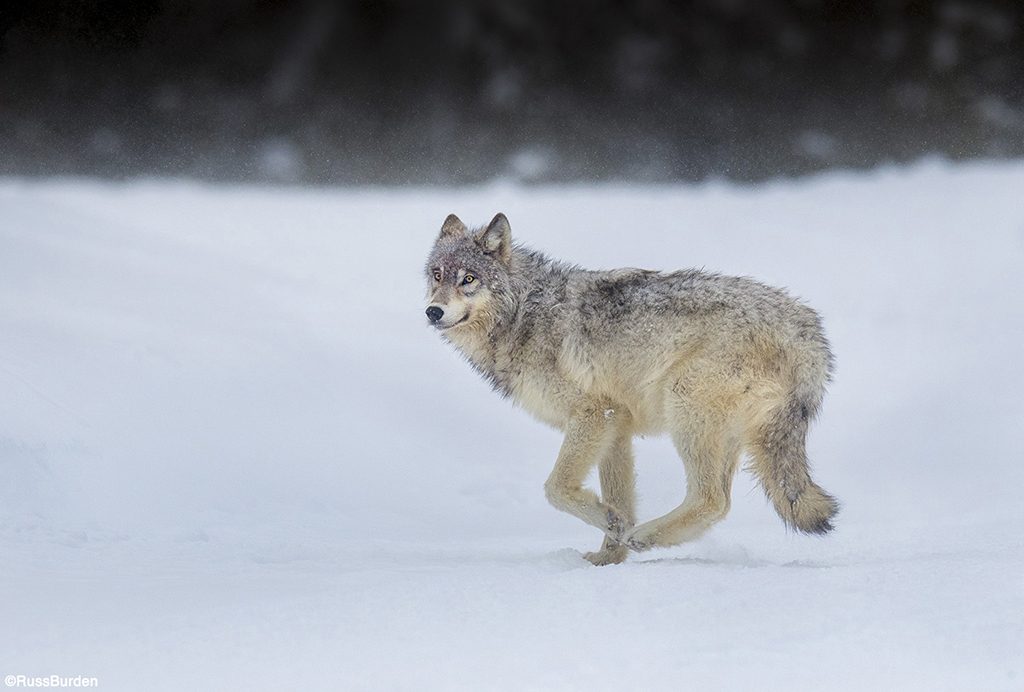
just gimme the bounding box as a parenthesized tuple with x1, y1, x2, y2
(1, 160, 1022, 691)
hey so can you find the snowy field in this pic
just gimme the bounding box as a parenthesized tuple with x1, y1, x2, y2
(1, 160, 1022, 691)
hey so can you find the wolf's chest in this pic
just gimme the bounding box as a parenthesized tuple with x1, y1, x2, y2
(507, 368, 572, 429)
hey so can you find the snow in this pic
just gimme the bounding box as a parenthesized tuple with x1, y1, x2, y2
(1, 159, 1022, 690)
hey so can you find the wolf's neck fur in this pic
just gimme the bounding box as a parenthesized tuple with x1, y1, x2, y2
(444, 245, 568, 398)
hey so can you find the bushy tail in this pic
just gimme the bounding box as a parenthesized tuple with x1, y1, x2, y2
(750, 392, 839, 535)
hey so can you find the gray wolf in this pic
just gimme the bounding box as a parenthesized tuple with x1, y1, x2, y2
(425, 213, 838, 566)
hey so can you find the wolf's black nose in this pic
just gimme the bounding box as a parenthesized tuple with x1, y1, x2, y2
(426, 306, 444, 323)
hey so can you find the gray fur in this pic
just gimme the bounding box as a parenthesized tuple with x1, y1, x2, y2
(425, 214, 839, 564)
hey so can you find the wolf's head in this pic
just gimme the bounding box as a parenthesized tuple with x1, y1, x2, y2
(425, 212, 512, 333)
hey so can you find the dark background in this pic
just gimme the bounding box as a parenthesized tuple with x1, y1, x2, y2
(1, 0, 1022, 185)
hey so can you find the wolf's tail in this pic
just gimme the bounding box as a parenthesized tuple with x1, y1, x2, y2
(749, 357, 839, 535)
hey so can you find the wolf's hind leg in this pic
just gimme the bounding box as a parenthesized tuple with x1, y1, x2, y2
(545, 403, 633, 543)
(584, 433, 636, 566)
(625, 423, 741, 552)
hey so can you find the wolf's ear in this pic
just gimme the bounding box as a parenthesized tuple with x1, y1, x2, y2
(439, 213, 467, 239)
(477, 213, 512, 263)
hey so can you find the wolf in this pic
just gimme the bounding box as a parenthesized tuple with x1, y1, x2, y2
(425, 213, 838, 565)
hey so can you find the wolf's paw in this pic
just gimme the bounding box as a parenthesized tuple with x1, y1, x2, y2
(623, 527, 656, 553)
(583, 544, 629, 566)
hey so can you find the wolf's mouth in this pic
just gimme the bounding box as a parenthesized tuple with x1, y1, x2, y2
(435, 314, 470, 330)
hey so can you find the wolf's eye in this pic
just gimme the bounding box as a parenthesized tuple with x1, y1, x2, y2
(432, 270, 442, 282)
(463, 274, 476, 285)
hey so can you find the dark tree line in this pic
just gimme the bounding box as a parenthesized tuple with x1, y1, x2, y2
(1, 0, 1022, 184)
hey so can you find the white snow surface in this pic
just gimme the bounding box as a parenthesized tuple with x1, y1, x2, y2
(1, 160, 1022, 691)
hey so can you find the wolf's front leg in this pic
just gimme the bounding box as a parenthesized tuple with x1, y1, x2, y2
(544, 403, 633, 545)
(583, 431, 636, 566)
